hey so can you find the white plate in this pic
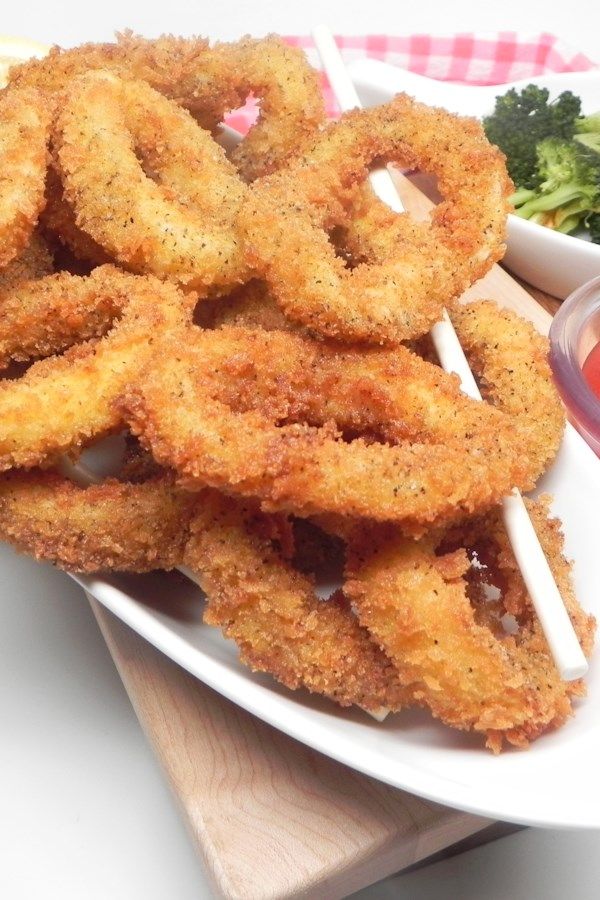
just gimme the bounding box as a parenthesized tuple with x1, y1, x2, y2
(348, 60, 600, 299)
(7, 51, 600, 831)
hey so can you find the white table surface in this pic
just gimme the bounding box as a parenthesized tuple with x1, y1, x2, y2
(1, 3, 600, 898)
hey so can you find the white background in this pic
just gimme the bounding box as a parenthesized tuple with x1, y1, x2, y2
(1, 2, 600, 899)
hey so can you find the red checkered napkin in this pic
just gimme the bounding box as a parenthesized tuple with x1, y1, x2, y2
(226, 31, 597, 134)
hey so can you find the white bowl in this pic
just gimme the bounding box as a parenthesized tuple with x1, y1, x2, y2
(348, 60, 600, 299)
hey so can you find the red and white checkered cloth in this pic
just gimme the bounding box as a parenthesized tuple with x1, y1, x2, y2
(226, 32, 597, 134)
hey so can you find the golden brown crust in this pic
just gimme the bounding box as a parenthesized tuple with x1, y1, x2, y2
(240, 94, 512, 344)
(119, 324, 527, 526)
(55, 71, 250, 291)
(0, 264, 134, 368)
(8, 33, 223, 127)
(40, 164, 112, 265)
(0, 469, 196, 572)
(0, 230, 53, 289)
(0, 273, 187, 470)
(184, 489, 408, 712)
(0, 87, 50, 268)
(344, 497, 595, 751)
(213, 36, 325, 180)
(194, 280, 298, 333)
(8, 33, 325, 181)
(454, 495, 596, 659)
(451, 300, 565, 482)
(187, 324, 530, 471)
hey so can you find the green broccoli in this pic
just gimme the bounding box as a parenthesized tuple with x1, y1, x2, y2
(588, 213, 600, 244)
(483, 85, 581, 189)
(554, 197, 596, 234)
(575, 131, 600, 154)
(512, 138, 600, 233)
(575, 112, 600, 134)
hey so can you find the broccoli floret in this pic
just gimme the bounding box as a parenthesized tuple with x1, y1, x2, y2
(575, 132, 600, 154)
(512, 138, 600, 222)
(549, 197, 593, 234)
(511, 187, 537, 207)
(575, 112, 600, 134)
(521, 197, 591, 234)
(556, 211, 585, 234)
(483, 85, 581, 189)
(588, 213, 600, 244)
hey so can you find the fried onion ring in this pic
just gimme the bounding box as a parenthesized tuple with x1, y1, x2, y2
(447, 495, 596, 660)
(0, 273, 186, 470)
(184, 488, 407, 712)
(240, 94, 512, 344)
(344, 497, 594, 751)
(55, 71, 250, 290)
(208, 36, 325, 181)
(0, 264, 135, 369)
(119, 322, 526, 526)
(0, 87, 49, 268)
(172, 324, 530, 477)
(8, 32, 325, 180)
(0, 468, 195, 572)
(451, 300, 565, 483)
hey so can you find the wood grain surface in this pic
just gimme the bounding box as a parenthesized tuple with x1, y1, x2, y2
(88, 169, 559, 900)
(91, 598, 491, 900)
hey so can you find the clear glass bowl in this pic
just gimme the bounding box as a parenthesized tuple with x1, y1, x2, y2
(549, 275, 600, 454)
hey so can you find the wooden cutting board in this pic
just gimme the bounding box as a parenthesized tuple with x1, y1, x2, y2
(90, 598, 495, 900)
(87, 173, 560, 900)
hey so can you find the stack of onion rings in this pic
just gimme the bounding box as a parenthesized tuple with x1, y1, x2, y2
(0, 32, 592, 750)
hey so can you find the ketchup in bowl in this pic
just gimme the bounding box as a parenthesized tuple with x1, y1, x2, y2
(583, 342, 600, 399)
(549, 275, 600, 456)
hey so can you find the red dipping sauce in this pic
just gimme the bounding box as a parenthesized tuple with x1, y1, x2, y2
(583, 343, 600, 400)
(549, 275, 600, 457)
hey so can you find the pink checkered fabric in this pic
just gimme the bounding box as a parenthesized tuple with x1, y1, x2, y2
(225, 32, 597, 134)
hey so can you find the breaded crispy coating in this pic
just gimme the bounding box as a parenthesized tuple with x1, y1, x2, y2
(184, 489, 408, 712)
(0, 469, 195, 572)
(344, 498, 594, 752)
(240, 94, 512, 344)
(0, 87, 49, 268)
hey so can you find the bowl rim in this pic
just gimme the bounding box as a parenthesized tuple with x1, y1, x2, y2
(549, 275, 600, 431)
(508, 213, 600, 261)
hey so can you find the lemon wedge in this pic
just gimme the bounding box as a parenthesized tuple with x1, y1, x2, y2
(0, 35, 49, 88)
